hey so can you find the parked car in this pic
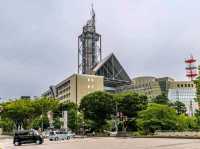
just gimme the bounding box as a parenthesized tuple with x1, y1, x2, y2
(62, 131, 75, 140)
(49, 131, 63, 141)
(13, 130, 43, 146)
(42, 130, 50, 138)
(49, 130, 75, 141)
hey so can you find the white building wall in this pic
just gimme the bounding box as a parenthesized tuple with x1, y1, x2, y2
(168, 88, 198, 116)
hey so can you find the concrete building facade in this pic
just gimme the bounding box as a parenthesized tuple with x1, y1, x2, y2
(116, 76, 198, 115)
(116, 76, 162, 98)
(42, 74, 104, 104)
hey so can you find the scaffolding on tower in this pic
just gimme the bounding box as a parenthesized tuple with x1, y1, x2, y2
(78, 5, 102, 75)
(185, 55, 198, 81)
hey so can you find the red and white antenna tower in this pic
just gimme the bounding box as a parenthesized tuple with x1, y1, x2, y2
(185, 55, 198, 81)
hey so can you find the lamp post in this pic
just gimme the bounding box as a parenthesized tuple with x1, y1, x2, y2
(82, 108, 85, 137)
(41, 104, 43, 132)
(115, 101, 118, 133)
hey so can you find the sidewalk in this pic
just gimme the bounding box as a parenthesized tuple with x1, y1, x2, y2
(0, 135, 12, 140)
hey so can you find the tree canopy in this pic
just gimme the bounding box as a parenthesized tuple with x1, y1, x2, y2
(79, 91, 115, 131)
(151, 94, 169, 105)
(137, 103, 177, 134)
(115, 92, 148, 118)
(171, 101, 187, 115)
(1, 98, 59, 130)
(194, 76, 200, 106)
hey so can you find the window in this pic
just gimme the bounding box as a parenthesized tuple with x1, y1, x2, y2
(88, 78, 90, 82)
(88, 85, 90, 89)
(185, 84, 187, 87)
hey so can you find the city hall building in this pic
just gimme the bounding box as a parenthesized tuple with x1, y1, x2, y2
(42, 8, 130, 104)
(41, 7, 199, 116)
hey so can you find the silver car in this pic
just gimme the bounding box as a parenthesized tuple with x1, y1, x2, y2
(62, 131, 75, 140)
(49, 131, 64, 141)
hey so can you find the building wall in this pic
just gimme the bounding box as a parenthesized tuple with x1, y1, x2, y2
(115, 77, 199, 115)
(71, 74, 104, 104)
(115, 76, 162, 98)
(156, 77, 174, 96)
(168, 81, 198, 116)
(42, 74, 104, 104)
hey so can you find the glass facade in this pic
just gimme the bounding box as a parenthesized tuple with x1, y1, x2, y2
(168, 88, 198, 116)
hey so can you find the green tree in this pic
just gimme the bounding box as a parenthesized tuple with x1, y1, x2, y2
(79, 91, 115, 132)
(1, 98, 59, 131)
(53, 101, 77, 131)
(151, 94, 169, 105)
(31, 116, 49, 130)
(67, 109, 77, 131)
(115, 92, 148, 131)
(3, 99, 34, 130)
(0, 118, 14, 133)
(137, 103, 177, 134)
(32, 97, 59, 117)
(115, 92, 148, 118)
(171, 101, 187, 115)
(194, 76, 200, 106)
(54, 100, 77, 118)
(195, 110, 200, 128)
(176, 114, 197, 131)
(53, 117, 63, 129)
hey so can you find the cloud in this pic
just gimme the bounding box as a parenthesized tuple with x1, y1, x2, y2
(0, 0, 200, 99)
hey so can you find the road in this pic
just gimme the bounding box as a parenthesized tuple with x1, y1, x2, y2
(1, 137, 200, 149)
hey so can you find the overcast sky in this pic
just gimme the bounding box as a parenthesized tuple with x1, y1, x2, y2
(1, 0, 200, 99)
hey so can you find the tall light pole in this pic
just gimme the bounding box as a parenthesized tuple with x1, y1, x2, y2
(115, 101, 118, 133)
(41, 104, 44, 131)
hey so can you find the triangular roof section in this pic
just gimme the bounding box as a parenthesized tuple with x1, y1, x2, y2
(93, 53, 131, 87)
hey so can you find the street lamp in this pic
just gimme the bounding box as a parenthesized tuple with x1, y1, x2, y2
(41, 104, 44, 132)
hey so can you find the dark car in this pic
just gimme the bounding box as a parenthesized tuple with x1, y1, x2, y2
(13, 130, 43, 146)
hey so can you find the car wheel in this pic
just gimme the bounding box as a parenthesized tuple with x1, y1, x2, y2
(36, 140, 41, 145)
(14, 141, 21, 146)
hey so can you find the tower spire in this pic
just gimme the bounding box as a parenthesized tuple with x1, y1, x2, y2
(90, 3, 95, 27)
(91, 3, 95, 17)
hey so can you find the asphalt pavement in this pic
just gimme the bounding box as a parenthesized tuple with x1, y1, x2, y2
(1, 137, 200, 149)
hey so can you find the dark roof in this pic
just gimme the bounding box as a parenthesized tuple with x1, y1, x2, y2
(93, 53, 131, 87)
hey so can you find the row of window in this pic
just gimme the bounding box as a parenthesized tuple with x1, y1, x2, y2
(177, 84, 194, 88)
(58, 86, 70, 95)
(57, 81, 70, 90)
(88, 78, 94, 82)
(59, 93, 70, 100)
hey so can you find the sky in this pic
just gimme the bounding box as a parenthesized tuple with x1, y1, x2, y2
(1, 0, 200, 99)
